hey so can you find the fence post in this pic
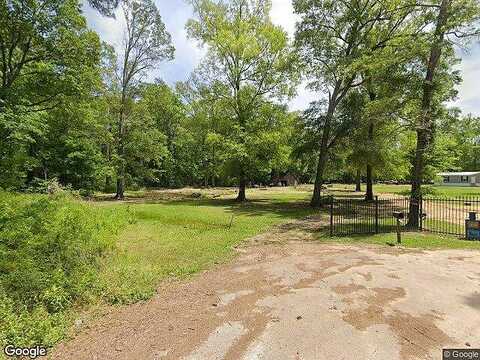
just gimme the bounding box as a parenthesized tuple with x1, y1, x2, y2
(329, 196, 334, 237)
(375, 196, 379, 234)
(419, 196, 423, 231)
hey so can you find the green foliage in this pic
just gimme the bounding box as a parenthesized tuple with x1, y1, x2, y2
(0, 293, 68, 350)
(438, 113, 480, 171)
(2, 0, 480, 353)
(186, 0, 298, 198)
(179, 77, 299, 187)
(186, 0, 298, 101)
(0, 0, 103, 190)
(1, 0, 477, 198)
(293, 0, 426, 204)
(133, 82, 186, 187)
(29, 96, 111, 192)
(399, 185, 440, 197)
(103, 0, 174, 198)
(0, 109, 46, 189)
(0, 192, 128, 348)
(88, 0, 120, 17)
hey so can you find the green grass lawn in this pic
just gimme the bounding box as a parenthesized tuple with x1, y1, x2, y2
(325, 183, 480, 197)
(97, 188, 315, 303)
(375, 183, 480, 197)
(317, 231, 480, 250)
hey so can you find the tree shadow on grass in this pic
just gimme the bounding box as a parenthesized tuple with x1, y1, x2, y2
(101, 194, 322, 221)
(170, 197, 317, 220)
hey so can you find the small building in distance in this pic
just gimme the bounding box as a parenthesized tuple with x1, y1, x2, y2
(271, 173, 299, 187)
(437, 171, 480, 187)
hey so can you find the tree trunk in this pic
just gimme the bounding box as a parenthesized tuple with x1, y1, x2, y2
(115, 93, 126, 200)
(355, 169, 361, 192)
(212, 147, 216, 188)
(104, 139, 112, 192)
(236, 168, 247, 202)
(105, 175, 112, 192)
(366, 164, 374, 201)
(115, 172, 125, 200)
(408, 0, 450, 227)
(115, 142, 125, 199)
(311, 83, 341, 207)
(408, 129, 428, 226)
(311, 147, 329, 207)
(234, 76, 247, 202)
(365, 122, 374, 201)
(365, 88, 376, 202)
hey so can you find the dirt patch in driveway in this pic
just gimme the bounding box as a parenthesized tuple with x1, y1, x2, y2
(341, 285, 453, 359)
(245, 214, 328, 245)
(53, 242, 480, 360)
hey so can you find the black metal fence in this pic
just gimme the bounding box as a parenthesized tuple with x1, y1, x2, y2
(329, 195, 480, 238)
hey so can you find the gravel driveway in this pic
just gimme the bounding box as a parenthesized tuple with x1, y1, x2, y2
(53, 242, 480, 360)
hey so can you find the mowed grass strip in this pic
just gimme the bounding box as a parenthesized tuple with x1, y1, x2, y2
(317, 231, 480, 250)
(99, 194, 315, 304)
(325, 183, 480, 197)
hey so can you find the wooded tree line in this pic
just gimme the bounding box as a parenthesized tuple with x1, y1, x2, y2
(1, 0, 479, 206)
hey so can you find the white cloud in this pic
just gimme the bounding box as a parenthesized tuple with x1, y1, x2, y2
(82, 3, 125, 50)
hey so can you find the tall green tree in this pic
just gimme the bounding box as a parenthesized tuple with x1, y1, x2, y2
(111, 0, 174, 199)
(356, 61, 419, 200)
(294, 0, 422, 206)
(408, 0, 480, 226)
(180, 74, 296, 189)
(178, 77, 233, 187)
(30, 97, 110, 192)
(186, 0, 298, 201)
(137, 81, 187, 187)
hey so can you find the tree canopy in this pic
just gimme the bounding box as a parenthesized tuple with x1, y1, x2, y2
(186, 0, 298, 200)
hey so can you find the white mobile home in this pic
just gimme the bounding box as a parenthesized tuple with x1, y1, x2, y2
(437, 172, 480, 187)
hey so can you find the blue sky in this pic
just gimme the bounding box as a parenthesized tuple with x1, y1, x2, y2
(83, 0, 480, 115)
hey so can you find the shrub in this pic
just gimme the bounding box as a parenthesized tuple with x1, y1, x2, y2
(24, 178, 66, 194)
(0, 192, 128, 348)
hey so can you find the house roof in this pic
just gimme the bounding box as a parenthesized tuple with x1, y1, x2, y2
(438, 171, 480, 176)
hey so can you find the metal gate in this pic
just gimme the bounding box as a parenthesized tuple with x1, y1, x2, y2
(329, 196, 480, 238)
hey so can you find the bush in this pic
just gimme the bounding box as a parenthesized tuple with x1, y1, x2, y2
(24, 178, 66, 194)
(0, 192, 128, 348)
